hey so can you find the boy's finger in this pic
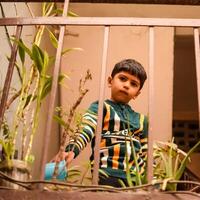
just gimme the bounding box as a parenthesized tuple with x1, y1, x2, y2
(50, 153, 62, 163)
(65, 152, 75, 166)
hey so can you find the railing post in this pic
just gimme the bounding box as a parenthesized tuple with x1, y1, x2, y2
(40, 0, 70, 181)
(0, 25, 22, 128)
(147, 26, 155, 183)
(92, 26, 110, 185)
(194, 28, 200, 129)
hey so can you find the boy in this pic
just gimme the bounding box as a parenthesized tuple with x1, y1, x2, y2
(55, 59, 148, 187)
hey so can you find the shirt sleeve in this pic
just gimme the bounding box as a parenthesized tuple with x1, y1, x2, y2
(140, 115, 148, 161)
(65, 101, 98, 158)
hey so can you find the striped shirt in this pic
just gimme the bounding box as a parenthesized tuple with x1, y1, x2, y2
(66, 99, 148, 179)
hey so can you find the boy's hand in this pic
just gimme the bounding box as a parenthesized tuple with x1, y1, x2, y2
(51, 151, 75, 166)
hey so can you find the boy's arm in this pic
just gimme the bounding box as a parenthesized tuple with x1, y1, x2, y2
(140, 115, 148, 161)
(65, 102, 99, 159)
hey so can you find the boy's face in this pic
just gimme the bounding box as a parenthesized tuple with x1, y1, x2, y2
(108, 71, 141, 104)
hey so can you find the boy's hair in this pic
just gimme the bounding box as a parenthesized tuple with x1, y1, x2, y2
(111, 59, 147, 89)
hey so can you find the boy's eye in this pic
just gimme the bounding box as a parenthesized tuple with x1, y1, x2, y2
(130, 82, 138, 87)
(119, 76, 127, 81)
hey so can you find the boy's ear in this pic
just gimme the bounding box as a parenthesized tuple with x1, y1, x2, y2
(107, 76, 112, 87)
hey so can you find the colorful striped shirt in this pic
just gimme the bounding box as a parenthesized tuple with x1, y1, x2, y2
(66, 99, 148, 179)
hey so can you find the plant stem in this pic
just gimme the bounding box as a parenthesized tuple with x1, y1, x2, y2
(53, 71, 91, 179)
(52, 88, 89, 179)
(24, 70, 41, 161)
(21, 68, 38, 160)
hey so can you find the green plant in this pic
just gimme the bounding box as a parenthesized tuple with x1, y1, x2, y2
(53, 70, 92, 180)
(117, 131, 200, 190)
(153, 138, 200, 191)
(117, 114, 146, 188)
(0, 2, 78, 168)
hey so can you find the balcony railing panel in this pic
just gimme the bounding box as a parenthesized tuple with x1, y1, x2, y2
(0, 0, 199, 186)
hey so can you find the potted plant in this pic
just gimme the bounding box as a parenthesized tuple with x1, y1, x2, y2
(0, 2, 78, 188)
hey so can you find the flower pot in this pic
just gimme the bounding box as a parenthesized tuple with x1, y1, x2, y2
(0, 159, 30, 190)
(45, 160, 67, 180)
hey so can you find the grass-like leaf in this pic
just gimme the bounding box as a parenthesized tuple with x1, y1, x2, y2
(47, 28, 58, 48)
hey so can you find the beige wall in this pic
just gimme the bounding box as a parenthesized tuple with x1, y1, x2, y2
(69, 3, 200, 18)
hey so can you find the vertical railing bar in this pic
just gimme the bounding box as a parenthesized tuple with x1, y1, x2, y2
(40, 0, 70, 181)
(147, 26, 154, 183)
(92, 26, 110, 185)
(0, 25, 22, 128)
(194, 28, 200, 130)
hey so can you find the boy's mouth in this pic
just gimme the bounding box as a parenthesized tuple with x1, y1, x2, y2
(119, 90, 128, 96)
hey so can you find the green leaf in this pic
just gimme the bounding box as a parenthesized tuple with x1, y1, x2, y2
(11, 37, 32, 57)
(40, 75, 52, 100)
(158, 151, 169, 177)
(174, 153, 180, 175)
(43, 51, 49, 74)
(67, 169, 81, 174)
(47, 28, 58, 48)
(58, 73, 70, 83)
(124, 139, 133, 187)
(14, 62, 23, 83)
(18, 39, 25, 64)
(127, 114, 142, 186)
(175, 140, 200, 180)
(2, 121, 10, 138)
(162, 178, 173, 191)
(39, 73, 68, 101)
(117, 179, 127, 188)
(168, 138, 174, 177)
(83, 176, 92, 181)
(6, 55, 22, 83)
(23, 94, 36, 109)
(2, 141, 14, 161)
(53, 115, 67, 127)
(42, 2, 55, 16)
(61, 48, 83, 56)
(25, 154, 35, 164)
(49, 56, 55, 66)
(0, 139, 5, 146)
(51, 8, 63, 15)
(67, 172, 81, 178)
(42, 2, 47, 16)
(68, 11, 79, 17)
(98, 169, 109, 178)
(32, 44, 44, 73)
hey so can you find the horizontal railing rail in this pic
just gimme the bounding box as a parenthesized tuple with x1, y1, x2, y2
(0, 17, 200, 27)
(1, 0, 200, 5)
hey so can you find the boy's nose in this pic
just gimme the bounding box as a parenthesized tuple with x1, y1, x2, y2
(123, 82, 130, 89)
